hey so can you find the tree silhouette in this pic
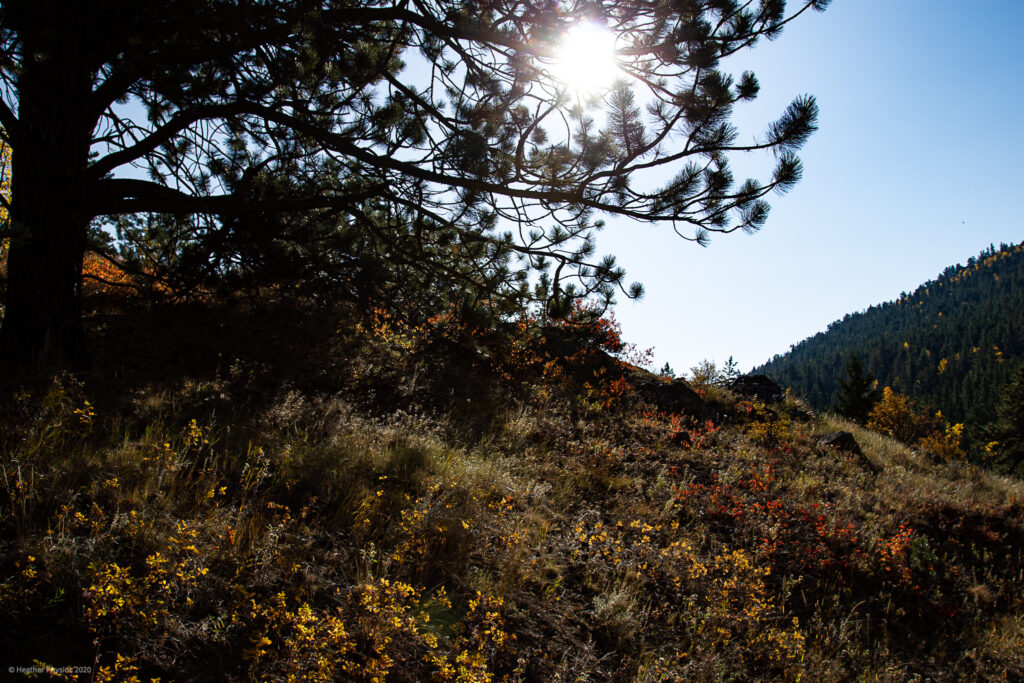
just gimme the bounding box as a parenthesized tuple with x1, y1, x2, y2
(834, 354, 881, 423)
(0, 0, 829, 365)
(990, 365, 1024, 470)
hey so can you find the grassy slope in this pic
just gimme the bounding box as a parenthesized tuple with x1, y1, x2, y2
(1, 301, 1023, 682)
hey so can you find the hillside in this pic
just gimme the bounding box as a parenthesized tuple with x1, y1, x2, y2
(754, 242, 1024, 424)
(1, 298, 1023, 681)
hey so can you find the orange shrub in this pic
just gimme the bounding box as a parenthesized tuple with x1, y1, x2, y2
(866, 387, 935, 444)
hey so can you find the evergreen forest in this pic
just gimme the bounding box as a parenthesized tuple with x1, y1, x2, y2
(755, 242, 1024, 426)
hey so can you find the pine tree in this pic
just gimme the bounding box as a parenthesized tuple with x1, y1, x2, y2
(0, 0, 829, 366)
(991, 365, 1024, 470)
(834, 354, 881, 423)
(722, 356, 741, 384)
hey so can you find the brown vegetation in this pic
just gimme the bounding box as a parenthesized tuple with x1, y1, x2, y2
(1, 299, 1022, 681)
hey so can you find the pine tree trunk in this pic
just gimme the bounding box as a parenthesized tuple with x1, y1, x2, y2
(1, 16, 95, 367)
(3, 198, 90, 368)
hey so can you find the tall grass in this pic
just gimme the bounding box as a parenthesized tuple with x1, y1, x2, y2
(1, 311, 1022, 681)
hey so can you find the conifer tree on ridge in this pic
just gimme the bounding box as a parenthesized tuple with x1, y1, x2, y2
(834, 354, 881, 424)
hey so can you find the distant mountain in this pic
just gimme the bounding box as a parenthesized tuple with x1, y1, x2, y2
(754, 242, 1024, 424)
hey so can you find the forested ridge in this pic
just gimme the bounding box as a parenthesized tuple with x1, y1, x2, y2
(755, 242, 1024, 424)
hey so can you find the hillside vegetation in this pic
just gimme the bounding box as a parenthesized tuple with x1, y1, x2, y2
(2, 297, 1023, 681)
(755, 242, 1024, 424)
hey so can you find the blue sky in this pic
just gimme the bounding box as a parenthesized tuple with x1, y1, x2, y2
(599, 0, 1024, 374)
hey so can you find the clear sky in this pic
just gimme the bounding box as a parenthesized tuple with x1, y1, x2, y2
(598, 0, 1024, 374)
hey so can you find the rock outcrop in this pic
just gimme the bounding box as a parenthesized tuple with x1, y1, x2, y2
(816, 431, 861, 454)
(629, 371, 712, 418)
(817, 431, 879, 474)
(728, 374, 784, 403)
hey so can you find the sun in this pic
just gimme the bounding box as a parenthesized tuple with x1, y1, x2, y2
(549, 22, 621, 97)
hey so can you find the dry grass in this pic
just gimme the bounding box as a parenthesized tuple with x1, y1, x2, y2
(1, 312, 1023, 681)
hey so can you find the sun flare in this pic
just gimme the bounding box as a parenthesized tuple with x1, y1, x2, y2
(549, 23, 621, 97)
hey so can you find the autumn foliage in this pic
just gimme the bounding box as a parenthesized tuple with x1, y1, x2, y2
(1, 302, 1023, 680)
(866, 386, 967, 461)
(867, 386, 935, 444)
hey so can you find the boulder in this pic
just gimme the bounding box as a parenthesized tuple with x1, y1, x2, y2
(817, 431, 880, 474)
(538, 325, 621, 377)
(817, 431, 861, 454)
(729, 374, 784, 403)
(629, 371, 711, 418)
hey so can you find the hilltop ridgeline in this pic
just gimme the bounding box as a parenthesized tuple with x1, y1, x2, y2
(755, 242, 1024, 424)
